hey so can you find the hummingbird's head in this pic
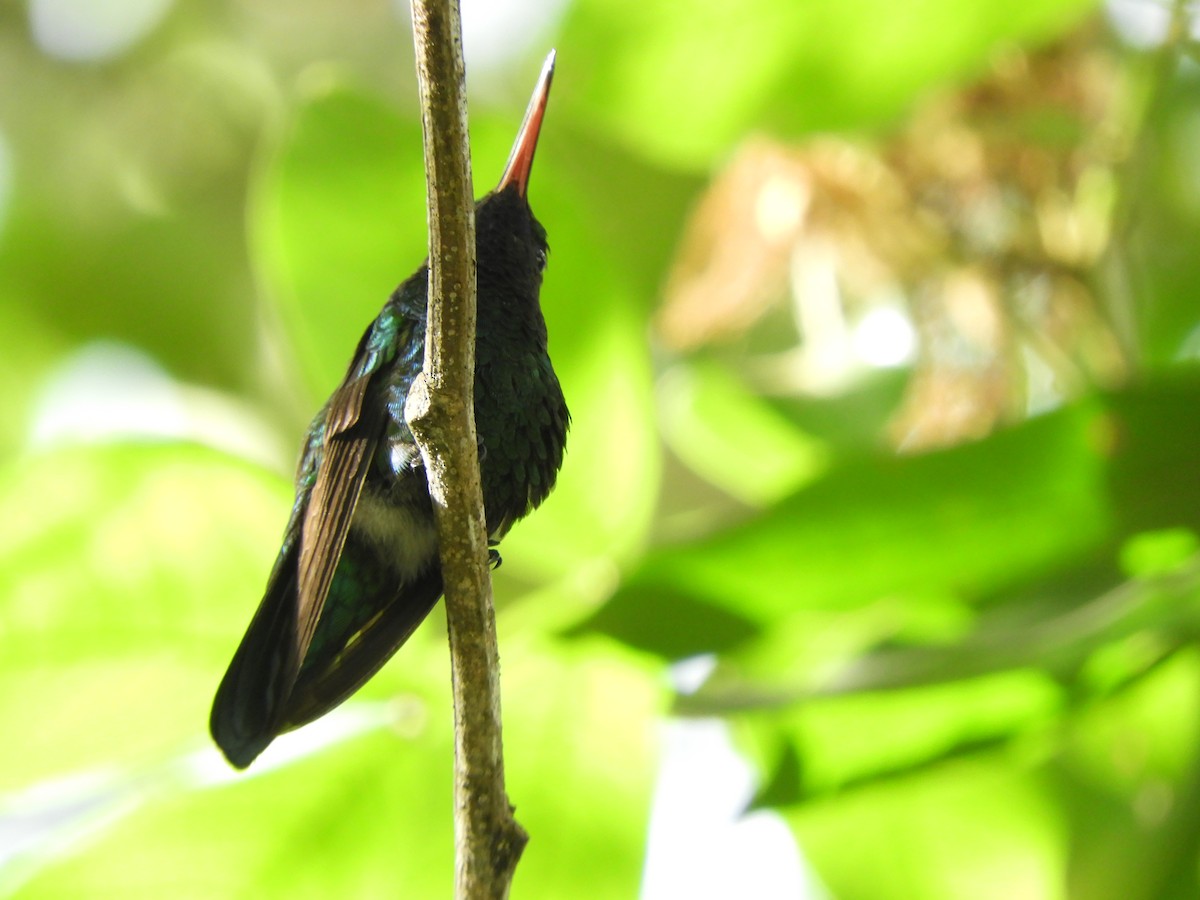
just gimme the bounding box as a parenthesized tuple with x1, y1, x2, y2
(475, 185, 548, 302)
(475, 51, 554, 305)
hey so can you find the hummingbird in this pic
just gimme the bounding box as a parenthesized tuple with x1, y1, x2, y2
(211, 52, 568, 769)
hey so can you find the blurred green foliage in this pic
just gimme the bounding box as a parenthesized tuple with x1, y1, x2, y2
(4, 0, 1200, 897)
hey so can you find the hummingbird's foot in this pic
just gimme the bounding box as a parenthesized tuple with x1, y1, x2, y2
(488, 548, 502, 570)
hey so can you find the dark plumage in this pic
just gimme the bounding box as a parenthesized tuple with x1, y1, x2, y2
(211, 54, 567, 769)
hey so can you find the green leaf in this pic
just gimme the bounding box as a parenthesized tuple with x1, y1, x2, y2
(569, 582, 761, 659)
(1120, 528, 1199, 578)
(1123, 75, 1200, 368)
(597, 398, 1111, 661)
(0, 440, 658, 896)
(747, 738, 804, 811)
(17, 632, 659, 898)
(18, 719, 457, 899)
(0, 165, 259, 394)
(788, 757, 1066, 900)
(1106, 378, 1200, 536)
(0, 443, 288, 791)
(754, 670, 1062, 797)
(252, 82, 428, 401)
(0, 299, 66, 453)
(659, 358, 831, 505)
(1053, 650, 1200, 900)
(504, 637, 661, 897)
(561, 0, 1100, 168)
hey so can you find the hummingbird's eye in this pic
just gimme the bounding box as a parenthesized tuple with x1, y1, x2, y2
(535, 248, 548, 272)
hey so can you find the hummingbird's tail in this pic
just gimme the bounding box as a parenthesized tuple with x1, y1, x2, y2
(281, 566, 443, 732)
(210, 544, 445, 769)
(210, 543, 302, 768)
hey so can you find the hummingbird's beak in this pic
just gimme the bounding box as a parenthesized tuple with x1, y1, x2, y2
(497, 50, 555, 199)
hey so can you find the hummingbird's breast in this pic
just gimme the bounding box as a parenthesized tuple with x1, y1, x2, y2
(350, 425, 439, 586)
(350, 488, 438, 583)
(474, 343, 569, 539)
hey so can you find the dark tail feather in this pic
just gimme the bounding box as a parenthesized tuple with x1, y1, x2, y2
(211, 559, 444, 769)
(281, 566, 444, 731)
(210, 548, 301, 769)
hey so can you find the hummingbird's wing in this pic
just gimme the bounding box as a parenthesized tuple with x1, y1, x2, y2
(211, 322, 396, 767)
(280, 309, 445, 729)
(293, 373, 380, 683)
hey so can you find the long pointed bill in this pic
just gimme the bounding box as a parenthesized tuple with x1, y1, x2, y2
(497, 50, 555, 198)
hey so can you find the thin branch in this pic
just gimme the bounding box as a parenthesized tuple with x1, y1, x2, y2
(405, 2, 527, 897)
(675, 562, 1200, 716)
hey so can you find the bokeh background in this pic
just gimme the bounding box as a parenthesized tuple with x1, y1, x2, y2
(4, 0, 1200, 896)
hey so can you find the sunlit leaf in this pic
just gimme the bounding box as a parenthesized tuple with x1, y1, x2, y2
(593, 399, 1112, 661)
(561, 0, 1099, 168)
(736, 670, 1063, 800)
(658, 358, 831, 505)
(19, 631, 659, 898)
(252, 81, 428, 401)
(1053, 650, 1200, 900)
(0, 443, 288, 790)
(504, 636, 660, 897)
(788, 758, 1066, 900)
(1119, 528, 1199, 578)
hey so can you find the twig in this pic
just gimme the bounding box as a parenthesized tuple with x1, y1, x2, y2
(675, 561, 1200, 716)
(405, 2, 528, 896)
